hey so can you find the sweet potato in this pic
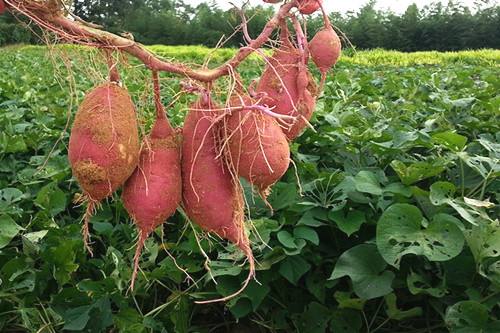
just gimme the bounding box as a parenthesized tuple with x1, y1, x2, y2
(0, 1, 6, 14)
(68, 82, 140, 253)
(287, 88, 316, 139)
(122, 115, 181, 290)
(298, 0, 321, 14)
(182, 97, 254, 302)
(225, 95, 290, 197)
(257, 23, 302, 140)
(309, 25, 342, 75)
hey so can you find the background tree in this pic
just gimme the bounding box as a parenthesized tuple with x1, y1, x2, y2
(1, 0, 499, 50)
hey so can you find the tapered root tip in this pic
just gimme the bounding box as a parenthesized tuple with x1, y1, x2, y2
(259, 187, 274, 214)
(82, 200, 96, 257)
(319, 72, 327, 93)
(195, 245, 255, 304)
(130, 229, 148, 291)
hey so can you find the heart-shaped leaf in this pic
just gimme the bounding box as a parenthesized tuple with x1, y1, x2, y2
(330, 244, 394, 300)
(376, 204, 464, 268)
(329, 209, 366, 236)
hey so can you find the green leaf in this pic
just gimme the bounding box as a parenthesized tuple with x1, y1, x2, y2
(296, 302, 331, 333)
(297, 210, 326, 227)
(22, 230, 48, 254)
(63, 305, 92, 331)
(465, 223, 500, 264)
(306, 271, 327, 303)
(41, 235, 80, 286)
(330, 244, 394, 300)
(429, 181, 456, 205)
(277, 230, 297, 248)
(407, 271, 446, 297)
(432, 131, 467, 152)
(257, 247, 287, 270)
(445, 301, 500, 332)
(0, 257, 35, 293)
(384, 183, 412, 197)
(443, 252, 476, 287)
(228, 298, 253, 319)
(0, 215, 24, 248)
(430, 182, 486, 225)
(353, 171, 383, 195)
(329, 209, 366, 236)
(171, 294, 190, 332)
(391, 160, 447, 185)
(385, 293, 422, 320)
(114, 308, 145, 333)
(376, 204, 464, 267)
(268, 182, 298, 210)
(208, 260, 243, 278)
(334, 291, 366, 310)
(35, 183, 67, 216)
(330, 309, 363, 333)
(279, 256, 311, 285)
(294, 226, 319, 245)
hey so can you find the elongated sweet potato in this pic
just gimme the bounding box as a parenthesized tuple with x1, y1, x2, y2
(182, 97, 254, 303)
(257, 23, 302, 140)
(122, 115, 181, 290)
(68, 82, 140, 253)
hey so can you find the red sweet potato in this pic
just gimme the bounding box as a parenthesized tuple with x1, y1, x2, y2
(182, 97, 254, 302)
(225, 95, 290, 197)
(0, 1, 6, 14)
(285, 64, 318, 139)
(309, 25, 342, 75)
(122, 115, 181, 290)
(68, 82, 140, 253)
(298, 0, 321, 15)
(257, 23, 302, 140)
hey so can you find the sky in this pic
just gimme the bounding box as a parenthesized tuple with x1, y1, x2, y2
(182, 0, 484, 14)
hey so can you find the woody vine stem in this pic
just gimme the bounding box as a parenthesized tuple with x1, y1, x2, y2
(4, 0, 301, 82)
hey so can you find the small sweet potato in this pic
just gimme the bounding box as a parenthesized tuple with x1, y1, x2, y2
(298, 0, 321, 14)
(309, 26, 342, 75)
(122, 115, 181, 290)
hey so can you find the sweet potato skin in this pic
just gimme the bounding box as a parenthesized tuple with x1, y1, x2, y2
(257, 36, 300, 111)
(182, 99, 245, 245)
(309, 26, 342, 73)
(298, 0, 321, 14)
(287, 88, 316, 140)
(68, 83, 140, 201)
(226, 96, 290, 193)
(122, 118, 181, 234)
(257, 26, 306, 140)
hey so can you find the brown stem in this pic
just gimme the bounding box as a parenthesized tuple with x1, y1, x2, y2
(290, 14, 309, 64)
(152, 71, 166, 119)
(105, 49, 120, 83)
(317, 0, 331, 28)
(6, 0, 299, 83)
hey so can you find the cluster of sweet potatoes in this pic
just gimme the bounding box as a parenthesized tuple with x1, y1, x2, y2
(67, 0, 340, 302)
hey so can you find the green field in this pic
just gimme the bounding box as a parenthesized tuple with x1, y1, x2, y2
(0, 46, 499, 332)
